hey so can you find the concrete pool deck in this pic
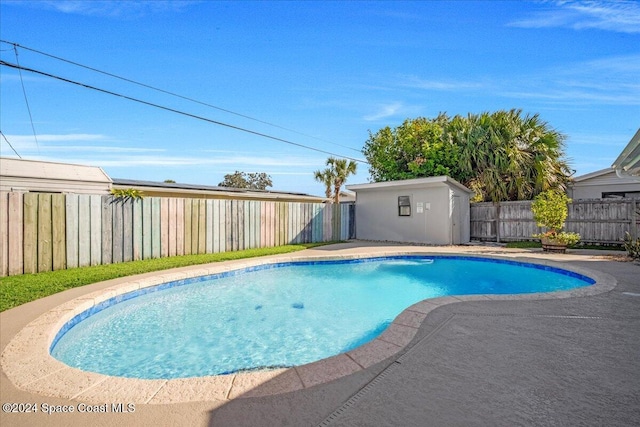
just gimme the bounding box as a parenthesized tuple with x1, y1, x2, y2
(1, 242, 639, 426)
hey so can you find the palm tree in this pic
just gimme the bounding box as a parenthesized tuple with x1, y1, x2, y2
(314, 168, 334, 200)
(330, 157, 357, 204)
(313, 157, 357, 203)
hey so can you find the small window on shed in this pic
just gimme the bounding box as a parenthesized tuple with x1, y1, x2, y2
(398, 196, 411, 216)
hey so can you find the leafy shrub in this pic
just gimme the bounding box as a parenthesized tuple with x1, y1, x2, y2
(623, 232, 640, 259)
(531, 190, 581, 246)
(110, 188, 144, 202)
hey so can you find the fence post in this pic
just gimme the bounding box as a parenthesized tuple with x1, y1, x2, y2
(632, 199, 638, 240)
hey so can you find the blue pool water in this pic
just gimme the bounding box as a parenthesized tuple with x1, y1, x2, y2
(51, 256, 594, 379)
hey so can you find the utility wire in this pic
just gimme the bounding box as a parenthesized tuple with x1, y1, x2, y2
(0, 60, 367, 164)
(12, 45, 39, 154)
(0, 130, 22, 158)
(1, 39, 361, 154)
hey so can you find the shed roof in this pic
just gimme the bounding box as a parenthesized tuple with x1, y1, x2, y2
(347, 176, 472, 193)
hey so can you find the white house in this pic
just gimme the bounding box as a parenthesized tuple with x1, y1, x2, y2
(568, 168, 640, 200)
(347, 176, 472, 245)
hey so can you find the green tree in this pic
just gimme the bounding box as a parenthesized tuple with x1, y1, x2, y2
(362, 114, 462, 182)
(314, 168, 334, 199)
(219, 171, 273, 190)
(363, 110, 571, 203)
(313, 157, 357, 203)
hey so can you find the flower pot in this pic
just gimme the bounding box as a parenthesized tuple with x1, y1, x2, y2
(541, 237, 567, 254)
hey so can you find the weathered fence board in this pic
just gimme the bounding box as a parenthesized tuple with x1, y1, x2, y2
(0, 192, 355, 276)
(90, 195, 102, 266)
(8, 192, 24, 275)
(52, 194, 66, 271)
(101, 196, 113, 265)
(149, 198, 160, 259)
(78, 195, 91, 268)
(37, 194, 53, 272)
(161, 198, 170, 258)
(112, 200, 124, 264)
(132, 198, 143, 261)
(23, 193, 38, 274)
(471, 199, 638, 243)
(0, 193, 9, 276)
(122, 199, 133, 262)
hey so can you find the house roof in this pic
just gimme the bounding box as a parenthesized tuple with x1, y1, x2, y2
(572, 168, 614, 182)
(0, 157, 112, 183)
(112, 178, 327, 202)
(347, 176, 472, 193)
(612, 128, 640, 179)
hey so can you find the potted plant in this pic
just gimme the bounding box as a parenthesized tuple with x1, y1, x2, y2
(531, 190, 580, 253)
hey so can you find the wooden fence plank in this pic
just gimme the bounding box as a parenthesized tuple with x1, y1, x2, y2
(167, 198, 177, 257)
(224, 200, 233, 252)
(151, 198, 161, 259)
(176, 198, 184, 256)
(183, 199, 192, 255)
(51, 194, 66, 271)
(23, 193, 38, 274)
(259, 201, 266, 248)
(206, 200, 214, 253)
(161, 198, 170, 258)
(197, 199, 206, 254)
(77, 195, 91, 267)
(189, 200, 197, 254)
(245, 200, 252, 249)
(112, 199, 124, 264)
(274, 202, 279, 246)
(122, 199, 133, 262)
(37, 193, 53, 272)
(0, 192, 8, 276)
(142, 198, 152, 259)
(218, 199, 226, 253)
(89, 195, 102, 265)
(131, 198, 143, 261)
(212, 199, 221, 253)
(101, 196, 113, 265)
(8, 192, 24, 275)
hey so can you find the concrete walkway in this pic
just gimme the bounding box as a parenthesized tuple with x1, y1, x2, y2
(1, 242, 639, 426)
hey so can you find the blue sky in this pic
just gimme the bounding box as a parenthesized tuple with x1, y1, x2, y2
(1, 0, 638, 196)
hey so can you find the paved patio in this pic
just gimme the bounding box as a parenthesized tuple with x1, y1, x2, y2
(1, 242, 639, 426)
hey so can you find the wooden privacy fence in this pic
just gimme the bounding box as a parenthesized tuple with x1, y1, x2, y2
(471, 199, 638, 244)
(0, 192, 355, 277)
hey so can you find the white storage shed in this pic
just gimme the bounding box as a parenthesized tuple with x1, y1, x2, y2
(347, 176, 472, 245)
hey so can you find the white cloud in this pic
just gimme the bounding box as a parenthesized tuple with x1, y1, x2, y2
(363, 102, 404, 121)
(399, 76, 484, 91)
(499, 53, 640, 105)
(509, 0, 640, 33)
(6, 133, 108, 143)
(7, 0, 196, 18)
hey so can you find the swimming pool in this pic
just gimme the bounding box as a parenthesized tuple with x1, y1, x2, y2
(50, 256, 594, 379)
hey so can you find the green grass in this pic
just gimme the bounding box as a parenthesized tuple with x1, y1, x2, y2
(505, 241, 624, 251)
(0, 242, 335, 312)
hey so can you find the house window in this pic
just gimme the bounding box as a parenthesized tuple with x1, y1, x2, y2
(398, 196, 411, 216)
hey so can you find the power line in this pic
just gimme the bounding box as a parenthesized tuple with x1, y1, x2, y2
(0, 130, 22, 158)
(0, 60, 368, 164)
(12, 45, 39, 154)
(0, 39, 362, 154)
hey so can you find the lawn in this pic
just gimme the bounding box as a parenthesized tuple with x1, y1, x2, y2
(0, 243, 332, 312)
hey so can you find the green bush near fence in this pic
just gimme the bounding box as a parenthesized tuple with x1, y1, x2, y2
(0, 242, 335, 312)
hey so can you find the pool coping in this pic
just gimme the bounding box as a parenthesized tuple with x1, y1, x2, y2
(0, 250, 617, 405)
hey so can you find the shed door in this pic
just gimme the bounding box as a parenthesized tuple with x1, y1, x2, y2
(452, 195, 461, 245)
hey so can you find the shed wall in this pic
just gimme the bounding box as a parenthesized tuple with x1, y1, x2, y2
(355, 186, 455, 244)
